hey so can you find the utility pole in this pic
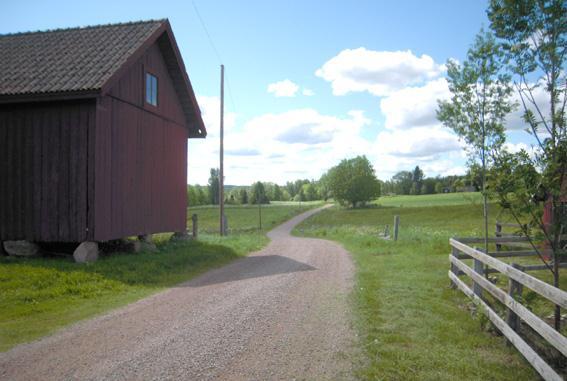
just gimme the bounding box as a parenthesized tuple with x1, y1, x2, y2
(219, 64, 225, 236)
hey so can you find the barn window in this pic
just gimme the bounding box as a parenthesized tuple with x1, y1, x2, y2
(145, 73, 158, 106)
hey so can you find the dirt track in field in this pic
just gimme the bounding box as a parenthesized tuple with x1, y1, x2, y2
(0, 205, 357, 380)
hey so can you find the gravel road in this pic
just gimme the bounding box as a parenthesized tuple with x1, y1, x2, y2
(0, 206, 357, 381)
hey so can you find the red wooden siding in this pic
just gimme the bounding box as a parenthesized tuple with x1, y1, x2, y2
(92, 97, 187, 241)
(0, 100, 93, 242)
(0, 37, 191, 243)
(108, 43, 187, 127)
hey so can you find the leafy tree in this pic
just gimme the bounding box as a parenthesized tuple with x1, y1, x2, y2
(392, 171, 413, 195)
(422, 178, 437, 194)
(238, 188, 248, 204)
(437, 29, 515, 254)
(326, 156, 381, 207)
(250, 181, 269, 204)
(272, 184, 283, 201)
(187, 186, 197, 207)
(294, 187, 306, 202)
(411, 166, 424, 195)
(207, 168, 220, 205)
(487, 0, 567, 328)
(434, 181, 444, 194)
(318, 173, 331, 201)
(302, 182, 320, 201)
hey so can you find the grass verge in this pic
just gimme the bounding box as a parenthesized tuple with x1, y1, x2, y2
(0, 203, 318, 352)
(295, 196, 542, 380)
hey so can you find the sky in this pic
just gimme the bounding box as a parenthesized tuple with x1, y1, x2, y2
(1, 0, 539, 185)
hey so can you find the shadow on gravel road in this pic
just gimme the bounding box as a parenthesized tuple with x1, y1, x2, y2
(187, 255, 316, 287)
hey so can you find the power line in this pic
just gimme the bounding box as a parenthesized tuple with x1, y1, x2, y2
(191, 0, 223, 64)
(191, 0, 237, 115)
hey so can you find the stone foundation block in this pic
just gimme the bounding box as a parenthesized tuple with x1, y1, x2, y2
(4, 240, 40, 257)
(73, 242, 99, 263)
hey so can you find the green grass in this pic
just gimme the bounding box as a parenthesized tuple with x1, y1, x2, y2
(376, 192, 483, 208)
(189, 201, 322, 233)
(295, 193, 546, 380)
(0, 203, 318, 352)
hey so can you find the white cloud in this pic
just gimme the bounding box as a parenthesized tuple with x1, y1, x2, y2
(302, 88, 315, 96)
(189, 102, 374, 185)
(375, 126, 462, 158)
(267, 79, 299, 97)
(380, 78, 450, 130)
(316, 48, 445, 96)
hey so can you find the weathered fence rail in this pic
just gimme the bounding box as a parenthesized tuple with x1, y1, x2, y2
(449, 237, 567, 381)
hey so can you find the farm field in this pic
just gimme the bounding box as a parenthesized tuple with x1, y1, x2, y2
(0, 202, 318, 352)
(295, 192, 552, 380)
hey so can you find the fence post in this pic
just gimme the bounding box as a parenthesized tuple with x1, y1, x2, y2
(222, 214, 228, 236)
(507, 263, 525, 336)
(450, 245, 459, 289)
(473, 247, 484, 298)
(496, 222, 502, 252)
(393, 215, 400, 241)
(192, 214, 198, 239)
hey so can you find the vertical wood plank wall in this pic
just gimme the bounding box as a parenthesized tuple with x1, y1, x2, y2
(92, 40, 189, 242)
(0, 39, 190, 243)
(93, 97, 187, 241)
(0, 100, 93, 242)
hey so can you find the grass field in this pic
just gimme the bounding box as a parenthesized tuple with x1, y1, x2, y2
(0, 202, 318, 352)
(295, 192, 547, 380)
(189, 201, 322, 233)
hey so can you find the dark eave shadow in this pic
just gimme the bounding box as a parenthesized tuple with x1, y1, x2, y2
(186, 255, 316, 287)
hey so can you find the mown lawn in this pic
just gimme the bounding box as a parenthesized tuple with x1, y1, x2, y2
(295, 193, 544, 380)
(0, 202, 318, 352)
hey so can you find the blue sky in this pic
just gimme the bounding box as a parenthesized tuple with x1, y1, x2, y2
(2, 1, 537, 185)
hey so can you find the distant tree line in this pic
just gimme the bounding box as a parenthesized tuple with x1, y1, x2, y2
(380, 165, 483, 196)
(187, 169, 325, 207)
(188, 162, 480, 208)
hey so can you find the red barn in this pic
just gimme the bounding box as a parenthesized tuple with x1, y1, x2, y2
(0, 20, 206, 256)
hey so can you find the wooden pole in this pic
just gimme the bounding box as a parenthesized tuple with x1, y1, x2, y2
(192, 214, 198, 239)
(393, 215, 400, 241)
(473, 247, 485, 298)
(507, 263, 525, 336)
(219, 64, 225, 236)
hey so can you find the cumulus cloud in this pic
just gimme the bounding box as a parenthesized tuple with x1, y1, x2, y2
(302, 88, 315, 96)
(316, 48, 445, 96)
(188, 103, 374, 185)
(380, 78, 450, 130)
(267, 79, 299, 97)
(375, 126, 462, 158)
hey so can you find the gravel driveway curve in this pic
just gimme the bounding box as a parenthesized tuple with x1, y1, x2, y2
(0, 205, 357, 381)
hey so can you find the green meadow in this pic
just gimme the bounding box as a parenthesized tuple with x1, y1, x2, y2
(295, 192, 553, 380)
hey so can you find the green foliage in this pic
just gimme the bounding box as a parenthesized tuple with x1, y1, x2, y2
(187, 184, 209, 207)
(326, 156, 381, 207)
(437, 29, 514, 165)
(249, 181, 269, 204)
(208, 168, 220, 205)
(238, 188, 248, 204)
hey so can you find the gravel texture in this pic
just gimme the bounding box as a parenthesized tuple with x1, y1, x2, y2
(0, 206, 357, 380)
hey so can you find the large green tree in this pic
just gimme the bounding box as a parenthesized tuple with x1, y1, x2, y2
(250, 181, 269, 204)
(326, 156, 381, 208)
(487, 0, 566, 328)
(437, 29, 515, 254)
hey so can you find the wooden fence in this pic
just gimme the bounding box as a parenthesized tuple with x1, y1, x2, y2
(449, 236, 567, 381)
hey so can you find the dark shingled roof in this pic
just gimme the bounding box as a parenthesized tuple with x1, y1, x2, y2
(0, 19, 206, 138)
(0, 20, 164, 96)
